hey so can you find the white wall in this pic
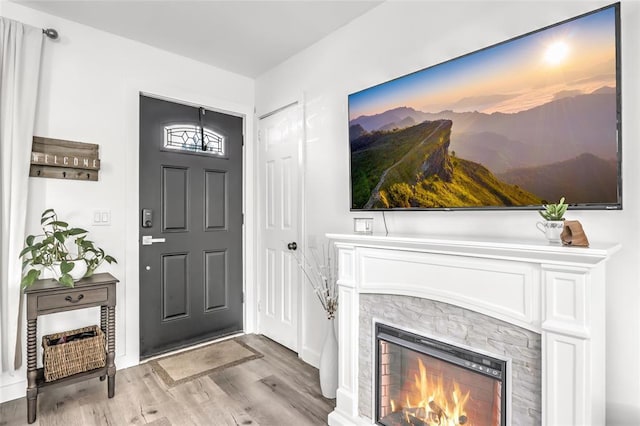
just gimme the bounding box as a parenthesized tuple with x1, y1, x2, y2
(0, 2, 255, 402)
(255, 1, 640, 423)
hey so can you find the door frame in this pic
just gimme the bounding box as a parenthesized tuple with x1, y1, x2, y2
(256, 97, 306, 356)
(123, 86, 255, 367)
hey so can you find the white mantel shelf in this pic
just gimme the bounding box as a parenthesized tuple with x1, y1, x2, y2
(326, 233, 621, 426)
(326, 232, 620, 267)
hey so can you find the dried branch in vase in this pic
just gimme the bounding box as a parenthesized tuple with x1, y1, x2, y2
(292, 243, 338, 320)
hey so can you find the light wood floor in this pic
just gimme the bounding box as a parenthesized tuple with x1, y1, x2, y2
(0, 334, 335, 426)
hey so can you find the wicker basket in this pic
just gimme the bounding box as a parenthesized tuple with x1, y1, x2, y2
(42, 325, 106, 382)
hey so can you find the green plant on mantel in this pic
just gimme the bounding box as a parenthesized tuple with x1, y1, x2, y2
(538, 197, 568, 221)
(19, 209, 117, 289)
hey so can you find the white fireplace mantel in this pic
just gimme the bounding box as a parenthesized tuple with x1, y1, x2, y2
(326, 233, 620, 426)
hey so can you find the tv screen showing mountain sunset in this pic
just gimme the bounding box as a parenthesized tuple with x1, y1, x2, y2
(349, 4, 621, 211)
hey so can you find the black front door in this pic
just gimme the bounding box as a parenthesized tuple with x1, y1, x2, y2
(139, 95, 243, 358)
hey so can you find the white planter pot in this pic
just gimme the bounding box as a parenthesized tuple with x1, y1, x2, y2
(51, 260, 88, 282)
(536, 220, 564, 244)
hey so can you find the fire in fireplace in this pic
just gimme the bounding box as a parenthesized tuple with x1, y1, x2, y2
(375, 324, 507, 426)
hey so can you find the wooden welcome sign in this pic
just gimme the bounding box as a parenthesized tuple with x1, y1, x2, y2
(30, 137, 101, 181)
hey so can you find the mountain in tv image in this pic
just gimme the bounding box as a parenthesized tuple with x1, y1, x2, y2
(350, 119, 542, 209)
(497, 153, 618, 205)
(349, 89, 618, 209)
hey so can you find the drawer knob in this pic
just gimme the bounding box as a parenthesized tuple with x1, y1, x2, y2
(64, 294, 85, 303)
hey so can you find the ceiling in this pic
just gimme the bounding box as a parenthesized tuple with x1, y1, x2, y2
(14, 0, 383, 78)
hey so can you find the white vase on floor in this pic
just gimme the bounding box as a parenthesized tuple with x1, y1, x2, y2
(319, 318, 338, 399)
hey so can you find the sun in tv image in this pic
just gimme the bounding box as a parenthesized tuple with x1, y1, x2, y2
(349, 5, 619, 210)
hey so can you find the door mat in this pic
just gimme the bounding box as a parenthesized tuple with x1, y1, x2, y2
(149, 338, 262, 387)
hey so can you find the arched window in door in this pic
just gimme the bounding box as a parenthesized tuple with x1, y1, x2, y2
(164, 124, 225, 156)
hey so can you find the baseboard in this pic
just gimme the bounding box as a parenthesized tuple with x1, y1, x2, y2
(0, 370, 26, 404)
(328, 409, 373, 426)
(116, 354, 139, 370)
(300, 345, 321, 368)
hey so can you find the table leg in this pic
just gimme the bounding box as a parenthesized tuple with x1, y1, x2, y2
(26, 318, 37, 424)
(106, 305, 116, 398)
(100, 306, 107, 381)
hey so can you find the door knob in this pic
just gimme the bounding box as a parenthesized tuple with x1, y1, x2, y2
(287, 242, 297, 251)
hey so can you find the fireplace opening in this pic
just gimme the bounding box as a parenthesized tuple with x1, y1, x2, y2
(375, 323, 507, 426)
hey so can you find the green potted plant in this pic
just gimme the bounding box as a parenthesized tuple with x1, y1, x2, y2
(538, 197, 568, 221)
(537, 197, 568, 244)
(19, 209, 117, 289)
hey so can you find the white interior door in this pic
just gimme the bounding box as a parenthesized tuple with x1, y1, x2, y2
(257, 103, 302, 352)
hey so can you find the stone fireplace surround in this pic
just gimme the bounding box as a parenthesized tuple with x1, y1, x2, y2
(326, 233, 620, 426)
(360, 295, 540, 424)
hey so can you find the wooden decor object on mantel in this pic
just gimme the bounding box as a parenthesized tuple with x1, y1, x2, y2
(561, 220, 589, 247)
(30, 136, 101, 181)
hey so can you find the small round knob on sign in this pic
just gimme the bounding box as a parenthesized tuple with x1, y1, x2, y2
(287, 242, 297, 251)
(146, 266, 151, 271)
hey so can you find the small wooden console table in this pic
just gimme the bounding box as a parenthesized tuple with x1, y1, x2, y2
(24, 272, 118, 424)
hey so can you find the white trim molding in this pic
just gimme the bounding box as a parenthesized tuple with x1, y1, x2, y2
(326, 233, 620, 426)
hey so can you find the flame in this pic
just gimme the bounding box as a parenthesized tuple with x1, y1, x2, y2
(392, 358, 471, 425)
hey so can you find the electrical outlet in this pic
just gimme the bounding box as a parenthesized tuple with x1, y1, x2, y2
(354, 217, 373, 234)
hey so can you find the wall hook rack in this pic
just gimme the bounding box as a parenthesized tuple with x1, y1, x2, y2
(29, 136, 101, 181)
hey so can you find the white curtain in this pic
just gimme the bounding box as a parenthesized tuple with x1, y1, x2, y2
(0, 18, 43, 372)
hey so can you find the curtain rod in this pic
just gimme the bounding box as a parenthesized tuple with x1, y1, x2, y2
(42, 28, 58, 40)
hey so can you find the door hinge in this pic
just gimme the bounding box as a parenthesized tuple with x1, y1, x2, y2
(257, 300, 261, 313)
(242, 213, 244, 225)
(241, 291, 245, 303)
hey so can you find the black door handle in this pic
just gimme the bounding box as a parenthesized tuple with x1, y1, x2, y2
(287, 242, 297, 251)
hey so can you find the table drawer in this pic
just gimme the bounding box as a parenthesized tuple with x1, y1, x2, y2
(37, 288, 108, 311)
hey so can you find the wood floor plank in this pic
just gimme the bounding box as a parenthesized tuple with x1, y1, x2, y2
(240, 335, 323, 393)
(0, 334, 335, 426)
(214, 375, 312, 426)
(259, 375, 334, 424)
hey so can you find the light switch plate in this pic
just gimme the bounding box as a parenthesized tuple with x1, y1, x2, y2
(93, 210, 111, 226)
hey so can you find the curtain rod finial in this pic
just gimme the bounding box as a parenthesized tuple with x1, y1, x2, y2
(42, 28, 58, 40)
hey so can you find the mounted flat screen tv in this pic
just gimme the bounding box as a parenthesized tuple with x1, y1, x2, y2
(349, 3, 621, 211)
